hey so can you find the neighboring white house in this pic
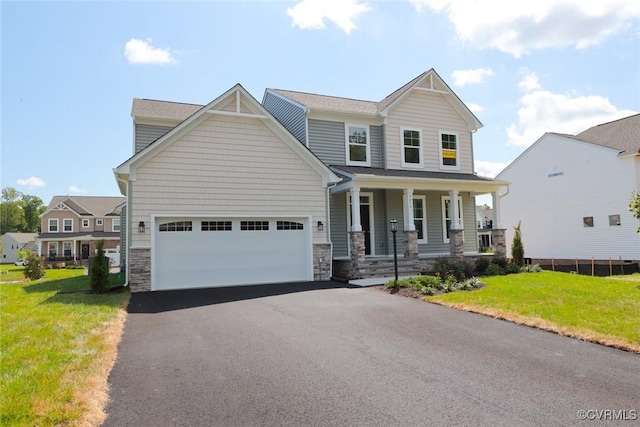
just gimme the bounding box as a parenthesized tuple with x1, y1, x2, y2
(2, 232, 38, 264)
(496, 114, 640, 261)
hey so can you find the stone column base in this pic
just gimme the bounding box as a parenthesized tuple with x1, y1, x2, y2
(491, 229, 506, 257)
(449, 229, 465, 258)
(403, 230, 419, 260)
(129, 248, 151, 292)
(313, 243, 332, 281)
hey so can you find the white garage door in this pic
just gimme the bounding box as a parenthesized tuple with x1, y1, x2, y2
(153, 217, 312, 291)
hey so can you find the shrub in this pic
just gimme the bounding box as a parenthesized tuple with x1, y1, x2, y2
(475, 256, 491, 274)
(505, 263, 521, 274)
(521, 264, 543, 273)
(23, 252, 45, 281)
(384, 279, 411, 290)
(511, 221, 525, 267)
(411, 275, 441, 288)
(491, 256, 508, 268)
(90, 240, 110, 293)
(434, 257, 474, 282)
(485, 263, 505, 276)
(459, 277, 484, 290)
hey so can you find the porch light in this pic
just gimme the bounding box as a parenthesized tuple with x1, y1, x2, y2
(317, 221, 324, 231)
(390, 219, 398, 285)
(138, 221, 146, 233)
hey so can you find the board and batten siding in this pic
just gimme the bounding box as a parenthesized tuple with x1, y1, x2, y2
(129, 114, 328, 247)
(263, 92, 307, 144)
(498, 134, 640, 260)
(135, 124, 175, 154)
(385, 89, 473, 173)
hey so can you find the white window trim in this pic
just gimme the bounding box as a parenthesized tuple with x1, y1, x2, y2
(112, 219, 121, 232)
(401, 127, 424, 168)
(82, 219, 90, 228)
(96, 219, 104, 226)
(63, 218, 73, 233)
(345, 123, 371, 166)
(441, 196, 463, 243)
(413, 195, 427, 243)
(439, 130, 460, 171)
(49, 218, 59, 232)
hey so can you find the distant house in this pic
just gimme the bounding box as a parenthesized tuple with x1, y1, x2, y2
(2, 232, 38, 264)
(496, 114, 640, 262)
(38, 195, 125, 266)
(476, 205, 493, 252)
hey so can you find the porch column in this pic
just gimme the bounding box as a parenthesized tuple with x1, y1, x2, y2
(402, 188, 415, 231)
(449, 189, 464, 258)
(350, 187, 362, 232)
(402, 188, 419, 260)
(491, 191, 506, 257)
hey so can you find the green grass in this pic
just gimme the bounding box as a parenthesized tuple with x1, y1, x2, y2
(0, 268, 129, 426)
(426, 271, 640, 352)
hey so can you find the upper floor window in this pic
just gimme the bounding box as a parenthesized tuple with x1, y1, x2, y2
(63, 219, 73, 232)
(402, 128, 423, 168)
(82, 219, 90, 228)
(48, 219, 58, 232)
(96, 219, 104, 226)
(112, 219, 121, 232)
(345, 124, 370, 166)
(439, 131, 459, 170)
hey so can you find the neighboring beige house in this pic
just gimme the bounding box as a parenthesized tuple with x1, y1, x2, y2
(2, 232, 38, 264)
(38, 195, 125, 266)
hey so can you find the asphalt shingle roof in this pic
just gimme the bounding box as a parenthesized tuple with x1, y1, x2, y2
(332, 165, 495, 182)
(47, 196, 126, 217)
(132, 98, 203, 121)
(574, 114, 640, 154)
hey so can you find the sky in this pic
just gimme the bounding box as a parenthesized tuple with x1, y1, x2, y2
(2, 0, 639, 207)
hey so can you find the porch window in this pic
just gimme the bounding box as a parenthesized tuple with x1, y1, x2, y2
(439, 131, 459, 169)
(345, 124, 370, 166)
(402, 128, 423, 167)
(413, 196, 427, 243)
(48, 242, 58, 258)
(112, 219, 120, 232)
(63, 242, 72, 258)
(63, 219, 73, 232)
(441, 196, 463, 243)
(49, 219, 58, 232)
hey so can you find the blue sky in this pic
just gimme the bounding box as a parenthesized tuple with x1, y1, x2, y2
(2, 0, 639, 207)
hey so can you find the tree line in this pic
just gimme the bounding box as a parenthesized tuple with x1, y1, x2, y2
(1, 187, 47, 234)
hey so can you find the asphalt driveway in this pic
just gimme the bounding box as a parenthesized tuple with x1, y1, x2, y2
(103, 282, 639, 427)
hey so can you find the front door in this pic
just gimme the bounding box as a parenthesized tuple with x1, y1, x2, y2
(348, 193, 374, 256)
(81, 244, 90, 260)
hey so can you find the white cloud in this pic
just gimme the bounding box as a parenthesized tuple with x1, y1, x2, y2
(517, 68, 541, 92)
(466, 103, 485, 113)
(506, 71, 637, 147)
(124, 38, 176, 65)
(68, 185, 87, 194)
(287, 0, 371, 34)
(410, 0, 640, 57)
(17, 176, 45, 189)
(474, 160, 512, 178)
(452, 68, 493, 87)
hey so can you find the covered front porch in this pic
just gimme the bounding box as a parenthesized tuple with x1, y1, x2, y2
(328, 166, 508, 280)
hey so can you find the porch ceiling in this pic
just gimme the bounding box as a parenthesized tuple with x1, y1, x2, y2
(330, 165, 508, 194)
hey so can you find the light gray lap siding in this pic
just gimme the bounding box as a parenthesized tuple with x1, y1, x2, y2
(135, 124, 174, 154)
(263, 92, 307, 144)
(370, 125, 383, 169)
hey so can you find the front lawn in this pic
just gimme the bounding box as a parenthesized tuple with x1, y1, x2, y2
(0, 269, 129, 426)
(426, 271, 640, 353)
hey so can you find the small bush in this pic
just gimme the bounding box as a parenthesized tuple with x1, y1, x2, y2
(485, 263, 505, 276)
(411, 275, 441, 288)
(384, 279, 411, 290)
(511, 221, 525, 267)
(434, 257, 474, 282)
(491, 256, 508, 268)
(505, 263, 521, 274)
(459, 277, 484, 290)
(521, 264, 543, 273)
(475, 256, 491, 274)
(90, 240, 110, 293)
(23, 252, 45, 281)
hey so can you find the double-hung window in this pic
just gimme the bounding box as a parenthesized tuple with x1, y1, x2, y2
(63, 219, 73, 232)
(439, 131, 459, 169)
(112, 219, 120, 232)
(402, 128, 423, 168)
(49, 219, 59, 232)
(441, 196, 463, 243)
(345, 124, 370, 166)
(413, 195, 427, 243)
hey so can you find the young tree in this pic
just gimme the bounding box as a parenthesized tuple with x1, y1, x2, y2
(629, 191, 640, 233)
(23, 252, 45, 281)
(511, 221, 525, 267)
(90, 240, 110, 293)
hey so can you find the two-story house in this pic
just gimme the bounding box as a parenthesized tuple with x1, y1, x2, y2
(263, 70, 507, 278)
(114, 70, 506, 292)
(38, 195, 125, 266)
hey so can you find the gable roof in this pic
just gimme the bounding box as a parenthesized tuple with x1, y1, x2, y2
(115, 84, 339, 193)
(574, 113, 640, 155)
(266, 69, 483, 131)
(42, 196, 126, 217)
(3, 232, 38, 244)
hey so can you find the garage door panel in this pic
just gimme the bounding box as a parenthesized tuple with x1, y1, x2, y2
(154, 218, 311, 290)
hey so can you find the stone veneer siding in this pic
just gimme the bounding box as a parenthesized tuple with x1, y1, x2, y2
(313, 243, 332, 281)
(449, 229, 465, 258)
(129, 247, 151, 292)
(403, 230, 419, 260)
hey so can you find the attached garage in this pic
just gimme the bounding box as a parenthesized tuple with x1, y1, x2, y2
(153, 216, 312, 291)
